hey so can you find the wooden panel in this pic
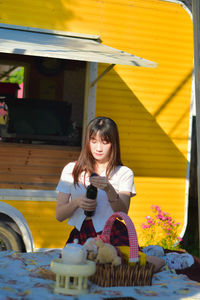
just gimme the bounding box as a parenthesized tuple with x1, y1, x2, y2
(0, 143, 80, 190)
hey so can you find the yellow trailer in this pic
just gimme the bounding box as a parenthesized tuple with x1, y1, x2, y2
(0, 0, 193, 250)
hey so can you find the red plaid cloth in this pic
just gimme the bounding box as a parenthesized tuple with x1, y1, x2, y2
(66, 218, 129, 246)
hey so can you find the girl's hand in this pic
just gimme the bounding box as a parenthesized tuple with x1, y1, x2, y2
(79, 195, 97, 211)
(89, 176, 109, 191)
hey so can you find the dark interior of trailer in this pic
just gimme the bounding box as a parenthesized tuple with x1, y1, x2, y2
(0, 53, 86, 146)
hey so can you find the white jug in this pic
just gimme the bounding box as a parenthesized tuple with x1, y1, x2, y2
(62, 239, 87, 265)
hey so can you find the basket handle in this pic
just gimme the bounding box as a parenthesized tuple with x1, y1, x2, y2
(101, 211, 139, 263)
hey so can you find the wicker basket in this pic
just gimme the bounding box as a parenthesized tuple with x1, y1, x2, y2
(89, 212, 155, 287)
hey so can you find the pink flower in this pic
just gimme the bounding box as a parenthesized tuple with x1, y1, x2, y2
(157, 214, 163, 220)
(147, 219, 155, 225)
(152, 205, 161, 211)
(141, 205, 182, 249)
(142, 224, 151, 229)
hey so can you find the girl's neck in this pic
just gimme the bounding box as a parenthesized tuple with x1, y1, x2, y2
(95, 162, 108, 175)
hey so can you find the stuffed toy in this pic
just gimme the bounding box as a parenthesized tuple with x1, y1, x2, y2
(95, 239, 121, 266)
(84, 238, 121, 266)
(84, 238, 98, 261)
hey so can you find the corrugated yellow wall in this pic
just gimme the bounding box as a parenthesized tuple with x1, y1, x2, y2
(0, 0, 193, 246)
(3, 200, 73, 249)
(94, 1, 193, 243)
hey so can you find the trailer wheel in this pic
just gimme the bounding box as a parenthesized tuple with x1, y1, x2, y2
(0, 222, 23, 251)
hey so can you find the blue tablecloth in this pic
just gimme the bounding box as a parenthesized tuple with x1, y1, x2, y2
(0, 249, 200, 300)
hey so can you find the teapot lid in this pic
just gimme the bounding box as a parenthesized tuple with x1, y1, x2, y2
(64, 239, 84, 249)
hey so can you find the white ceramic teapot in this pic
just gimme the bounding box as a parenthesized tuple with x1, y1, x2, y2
(62, 239, 87, 265)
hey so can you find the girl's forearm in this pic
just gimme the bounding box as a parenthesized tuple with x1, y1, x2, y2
(56, 198, 80, 222)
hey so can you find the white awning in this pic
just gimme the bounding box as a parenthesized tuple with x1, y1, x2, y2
(0, 24, 157, 68)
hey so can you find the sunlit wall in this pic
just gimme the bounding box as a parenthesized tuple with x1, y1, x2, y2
(0, 0, 193, 246)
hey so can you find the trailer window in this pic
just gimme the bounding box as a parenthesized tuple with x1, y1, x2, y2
(0, 54, 86, 147)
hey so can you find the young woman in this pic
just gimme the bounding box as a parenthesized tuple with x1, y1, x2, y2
(56, 117, 136, 245)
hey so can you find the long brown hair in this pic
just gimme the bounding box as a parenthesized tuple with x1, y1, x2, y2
(73, 117, 122, 185)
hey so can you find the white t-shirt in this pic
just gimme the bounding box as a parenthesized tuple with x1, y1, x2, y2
(56, 162, 136, 232)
